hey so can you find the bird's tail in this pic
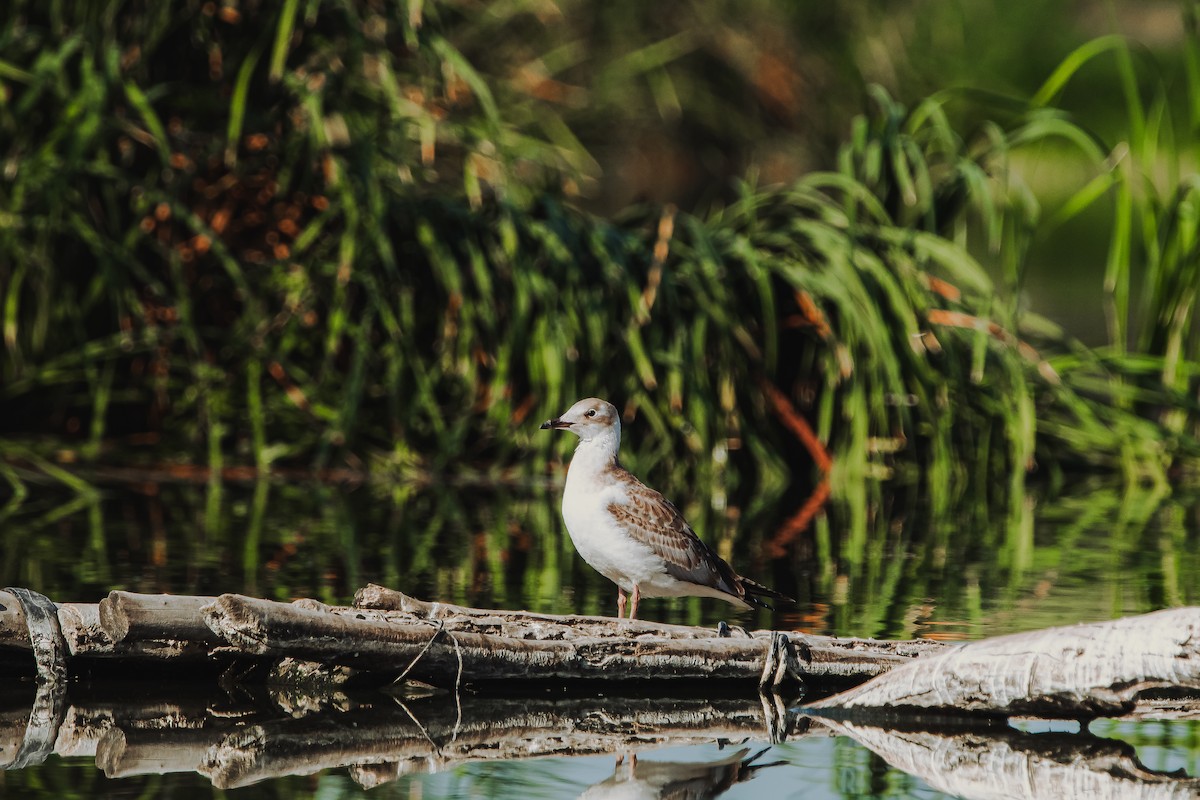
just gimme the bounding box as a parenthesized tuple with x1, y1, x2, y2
(740, 577, 794, 610)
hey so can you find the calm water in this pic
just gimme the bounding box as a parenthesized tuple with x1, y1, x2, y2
(2, 475, 1199, 797)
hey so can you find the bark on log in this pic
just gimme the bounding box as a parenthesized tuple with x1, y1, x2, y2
(58, 601, 220, 661)
(349, 586, 947, 683)
(4, 585, 1198, 722)
(0, 587, 946, 690)
(99, 592, 218, 647)
(353, 583, 765, 640)
(56, 603, 116, 656)
(0, 591, 33, 677)
(201, 593, 947, 689)
(0, 591, 28, 652)
(202, 593, 779, 685)
(807, 607, 1200, 719)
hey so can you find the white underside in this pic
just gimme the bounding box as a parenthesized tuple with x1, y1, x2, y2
(561, 438, 748, 607)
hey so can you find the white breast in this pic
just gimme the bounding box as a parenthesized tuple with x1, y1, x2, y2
(562, 477, 644, 589)
(561, 449, 665, 592)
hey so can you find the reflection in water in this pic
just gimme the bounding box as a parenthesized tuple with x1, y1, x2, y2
(579, 748, 782, 800)
(0, 683, 802, 792)
(1, 681, 1198, 799)
(0, 683, 797, 788)
(1, 477, 1197, 637)
(813, 714, 1200, 800)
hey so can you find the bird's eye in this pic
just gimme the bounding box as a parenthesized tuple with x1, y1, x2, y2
(586, 409, 597, 417)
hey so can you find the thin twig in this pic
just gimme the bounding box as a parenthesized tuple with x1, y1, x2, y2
(450, 629, 464, 743)
(391, 618, 445, 684)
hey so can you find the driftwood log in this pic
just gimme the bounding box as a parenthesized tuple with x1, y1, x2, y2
(0, 586, 946, 692)
(200, 589, 946, 689)
(806, 607, 1200, 719)
(99, 592, 219, 650)
(3, 586, 1200, 721)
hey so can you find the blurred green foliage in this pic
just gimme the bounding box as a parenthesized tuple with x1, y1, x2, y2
(0, 0, 1199, 514)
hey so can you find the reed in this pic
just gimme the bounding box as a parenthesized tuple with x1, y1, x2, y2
(1, 0, 1199, 510)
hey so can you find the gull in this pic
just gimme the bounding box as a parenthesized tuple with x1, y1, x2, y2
(540, 397, 791, 619)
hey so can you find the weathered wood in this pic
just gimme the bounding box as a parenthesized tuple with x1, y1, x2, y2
(4, 585, 1199, 722)
(56, 603, 116, 656)
(0, 586, 947, 690)
(814, 716, 1200, 800)
(98, 591, 218, 646)
(4, 587, 67, 688)
(350, 586, 948, 681)
(58, 601, 217, 660)
(0, 591, 29, 652)
(807, 607, 1200, 719)
(202, 593, 778, 685)
(354, 583, 743, 639)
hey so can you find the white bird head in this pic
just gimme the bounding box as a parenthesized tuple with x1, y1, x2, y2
(540, 397, 621, 443)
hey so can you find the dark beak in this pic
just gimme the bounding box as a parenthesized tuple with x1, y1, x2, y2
(540, 418, 572, 430)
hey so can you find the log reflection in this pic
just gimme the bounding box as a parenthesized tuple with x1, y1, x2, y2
(579, 748, 784, 799)
(812, 714, 1200, 800)
(3, 684, 1199, 797)
(0, 684, 803, 789)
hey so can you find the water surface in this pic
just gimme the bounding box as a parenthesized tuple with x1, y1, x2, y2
(1, 476, 1198, 798)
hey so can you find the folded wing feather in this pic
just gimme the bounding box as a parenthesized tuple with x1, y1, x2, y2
(605, 466, 744, 600)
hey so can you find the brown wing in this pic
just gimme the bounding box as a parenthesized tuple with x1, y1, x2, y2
(605, 467, 745, 600)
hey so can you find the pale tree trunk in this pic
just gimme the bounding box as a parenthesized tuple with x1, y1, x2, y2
(806, 607, 1200, 718)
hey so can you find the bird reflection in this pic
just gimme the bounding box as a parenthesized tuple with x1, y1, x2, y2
(578, 747, 781, 800)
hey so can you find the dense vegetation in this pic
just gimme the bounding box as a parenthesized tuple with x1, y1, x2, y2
(2, 0, 1200, 525)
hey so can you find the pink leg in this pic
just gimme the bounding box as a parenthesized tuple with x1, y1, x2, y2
(617, 588, 627, 619)
(630, 585, 641, 620)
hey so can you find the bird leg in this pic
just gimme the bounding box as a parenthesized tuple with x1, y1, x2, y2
(617, 588, 627, 619)
(630, 585, 641, 620)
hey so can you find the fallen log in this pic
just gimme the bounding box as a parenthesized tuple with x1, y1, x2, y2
(203, 593, 793, 686)
(0, 591, 28, 651)
(4, 585, 1200, 721)
(806, 607, 1200, 719)
(347, 584, 946, 681)
(202, 592, 948, 689)
(0, 586, 949, 691)
(1, 586, 945, 692)
(98, 592, 219, 648)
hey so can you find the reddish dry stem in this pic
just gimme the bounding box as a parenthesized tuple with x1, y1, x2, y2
(759, 379, 832, 473)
